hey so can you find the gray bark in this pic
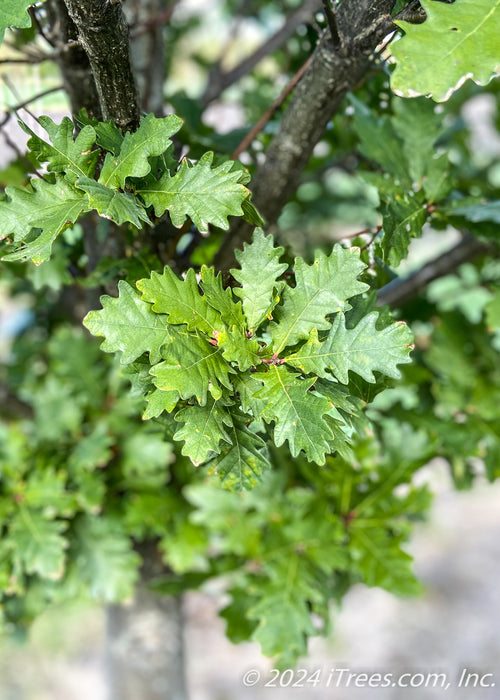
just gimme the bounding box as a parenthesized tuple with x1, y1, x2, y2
(47, 0, 102, 118)
(62, 0, 141, 131)
(215, 0, 396, 271)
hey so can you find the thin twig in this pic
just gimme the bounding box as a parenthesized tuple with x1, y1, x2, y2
(1, 127, 44, 179)
(376, 234, 493, 308)
(29, 4, 57, 48)
(231, 54, 313, 160)
(0, 54, 52, 65)
(202, 0, 322, 105)
(0, 81, 63, 128)
(129, 2, 177, 39)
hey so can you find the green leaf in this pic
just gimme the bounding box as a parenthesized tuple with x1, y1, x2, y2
(76, 109, 124, 154)
(173, 397, 233, 464)
(160, 521, 209, 574)
(375, 182, 427, 266)
(199, 265, 246, 331)
(83, 280, 172, 364)
(207, 414, 271, 491)
(391, 97, 451, 201)
(23, 467, 75, 518)
(76, 176, 150, 228)
(391, 0, 500, 102)
(0, 0, 34, 44)
(143, 388, 179, 418)
(0, 176, 88, 263)
(71, 515, 141, 602)
(448, 200, 500, 224)
(254, 366, 333, 464)
(231, 229, 288, 333)
(248, 557, 317, 663)
(9, 510, 67, 580)
(151, 329, 233, 405)
(198, 265, 261, 370)
(137, 266, 223, 336)
(288, 313, 414, 384)
(349, 527, 421, 596)
(137, 151, 249, 231)
(216, 326, 260, 372)
(99, 113, 182, 189)
(121, 431, 172, 488)
(350, 95, 410, 185)
(270, 246, 369, 353)
(20, 116, 99, 184)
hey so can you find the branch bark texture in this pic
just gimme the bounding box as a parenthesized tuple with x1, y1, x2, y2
(62, 0, 140, 131)
(47, 0, 102, 118)
(215, 0, 396, 271)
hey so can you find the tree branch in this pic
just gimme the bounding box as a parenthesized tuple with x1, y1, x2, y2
(62, 0, 140, 131)
(376, 234, 493, 308)
(202, 0, 322, 105)
(0, 85, 64, 129)
(215, 0, 396, 271)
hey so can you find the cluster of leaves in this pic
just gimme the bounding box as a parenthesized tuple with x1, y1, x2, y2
(0, 111, 256, 264)
(0, 326, 174, 632)
(348, 92, 500, 270)
(0, 0, 499, 669)
(84, 229, 414, 490)
(371, 259, 500, 490)
(157, 425, 434, 668)
(0, 320, 432, 663)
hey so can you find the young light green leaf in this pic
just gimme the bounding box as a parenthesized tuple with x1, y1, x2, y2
(76, 176, 150, 228)
(230, 229, 288, 333)
(217, 327, 260, 371)
(99, 113, 182, 189)
(137, 266, 223, 336)
(174, 397, 233, 464)
(207, 414, 270, 491)
(391, 0, 500, 102)
(200, 265, 246, 331)
(137, 151, 249, 231)
(270, 246, 369, 353)
(20, 116, 99, 183)
(83, 280, 172, 364)
(288, 313, 413, 384)
(0, 176, 88, 263)
(254, 366, 333, 464)
(151, 330, 233, 405)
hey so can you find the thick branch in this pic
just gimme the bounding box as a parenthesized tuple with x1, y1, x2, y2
(62, 0, 140, 131)
(376, 234, 493, 308)
(47, 0, 102, 118)
(215, 0, 396, 271)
